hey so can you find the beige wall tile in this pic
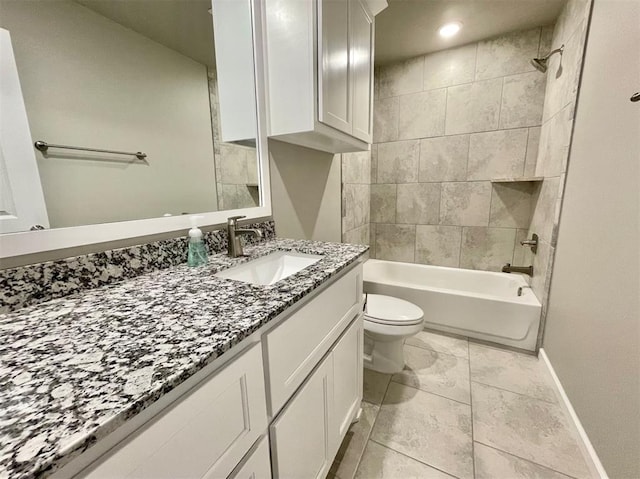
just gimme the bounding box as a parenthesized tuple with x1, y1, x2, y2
(489, 183, 534, 229)
(370, 144, 378, 184)
(538, 25, 555, 57)
(467, 129, 528, 180)
(342, 184, 370, 232)
(530, 237, 554, 305)
(342, 223, 370, 246)
(396, 183, 441, 224)
(423, 43, 477, 91)
(398, 89, 447, 140)
(219, 144, 249, 184)
(377, 56, 424, 99)
(415, 225, 462, 267)
(445, 78, 503, 135)
(370, 184, 397, 224)
(536, 104, 573, 177)
(246, 153, 259, 185)
(375, 224, 416, 262)
(499, 71, 546, 129)
(440, 182, 492, 227)
(419, 135, 469, 182)
(529, 177, 560, 243)
(460, 227, 517, 271)
(524, 127, 541, 176)
(475, 28, 541, 80)
(373, 96, 399, 143)
(377, 140, 420, 183)
(342, 150, 371, 184)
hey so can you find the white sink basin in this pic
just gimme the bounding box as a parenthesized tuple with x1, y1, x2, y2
(215, 251, 323, 285)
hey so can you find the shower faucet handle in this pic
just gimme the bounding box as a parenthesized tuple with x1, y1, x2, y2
(520, 233, 538, 254)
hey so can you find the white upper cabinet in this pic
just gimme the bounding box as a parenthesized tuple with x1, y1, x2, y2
(264, 0, 386, 153)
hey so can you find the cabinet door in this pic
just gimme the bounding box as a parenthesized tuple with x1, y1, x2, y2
(81, 344, 267, 479)
(349, 0, 374, 142)
(331, 316, 364, 455)
(225, 436, 272, 479)
(318, 0, 351, 134)
(270, 353, 334, 479)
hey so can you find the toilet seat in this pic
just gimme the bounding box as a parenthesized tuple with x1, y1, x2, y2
(364, 294, 424, 326)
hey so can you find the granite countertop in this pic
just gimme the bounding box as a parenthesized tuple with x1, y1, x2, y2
(0, 238, 368, 479)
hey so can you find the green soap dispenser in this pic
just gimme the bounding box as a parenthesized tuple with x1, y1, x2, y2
(187, 216, 208, 267)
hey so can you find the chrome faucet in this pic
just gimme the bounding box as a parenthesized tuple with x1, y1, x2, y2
(502, 263, 534, 276)
(227, 215, 263, 258)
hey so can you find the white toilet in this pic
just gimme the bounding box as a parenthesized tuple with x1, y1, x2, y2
(363, 294, 425, 374)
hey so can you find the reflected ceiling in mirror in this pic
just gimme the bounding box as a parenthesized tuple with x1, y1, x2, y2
(0, 0, 260, 233)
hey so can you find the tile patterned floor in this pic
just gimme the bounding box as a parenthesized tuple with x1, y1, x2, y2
(329, 330, 592, 479)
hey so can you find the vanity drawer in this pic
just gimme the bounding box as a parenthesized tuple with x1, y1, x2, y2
(81, 343, 267, 479)
(265, 264, 363, 415)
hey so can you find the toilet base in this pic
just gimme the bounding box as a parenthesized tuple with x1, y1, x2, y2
(363, 334, 406, 374)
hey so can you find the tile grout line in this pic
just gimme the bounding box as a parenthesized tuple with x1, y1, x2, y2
(388, 377, 471, 407)
(405, 340, 469, 360)
(470, 378, 559, 405)
(473, 440, 580, 479)
(468, 339, 476, 479)
(368, 438, 461, 479)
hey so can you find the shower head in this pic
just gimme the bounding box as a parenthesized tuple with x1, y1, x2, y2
(531, 57, 548, 72)
(531, 44, 565, 73)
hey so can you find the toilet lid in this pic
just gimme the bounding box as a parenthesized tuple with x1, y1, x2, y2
(364, 294, 424, 326)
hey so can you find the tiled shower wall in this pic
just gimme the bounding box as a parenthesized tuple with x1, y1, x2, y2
(370, 26, 552, 270)
(526, 0, 592, 328)
(342, 151, 372, 245)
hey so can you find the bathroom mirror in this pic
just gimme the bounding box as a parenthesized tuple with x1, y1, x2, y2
(0, 0, 271, 257)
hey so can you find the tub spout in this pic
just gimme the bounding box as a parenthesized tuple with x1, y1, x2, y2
(502, 263, 533, 276)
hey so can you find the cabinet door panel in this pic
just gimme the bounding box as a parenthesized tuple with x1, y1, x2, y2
(82, 344, 267, 479)
(265, 265, 362, 415)
(225, 436, 272, 479)
(270, 354, 334, 479)
(318, 0, 351, 134)
(349, 0, 373, 142)
(331, 316, 363, 455)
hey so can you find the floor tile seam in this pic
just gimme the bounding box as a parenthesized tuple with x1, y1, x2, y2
(388, 377, 472, 406)
(404, 341, 471, 361)
(467, 339, 476, 479)
(470, 378, 559, 404)
(349, 402, 381, 478)
(473, 440, 581, 479)
(368, 438, 461, 479)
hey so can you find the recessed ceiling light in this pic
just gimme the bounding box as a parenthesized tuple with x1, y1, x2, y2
(439, 22, 462, 38)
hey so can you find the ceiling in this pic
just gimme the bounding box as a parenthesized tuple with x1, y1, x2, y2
(75, 0, 216, 66)
(375, 0, 567, 65)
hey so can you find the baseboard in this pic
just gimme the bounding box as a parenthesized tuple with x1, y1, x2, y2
(539, 348, 609, 479)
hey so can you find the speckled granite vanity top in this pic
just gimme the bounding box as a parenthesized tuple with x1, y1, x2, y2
(0, 239, 368, 479)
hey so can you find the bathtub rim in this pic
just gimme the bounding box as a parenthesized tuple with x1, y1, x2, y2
(364, 259, 541, 307)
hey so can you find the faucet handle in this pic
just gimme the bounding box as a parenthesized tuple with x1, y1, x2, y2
(227, 215, 246, 226)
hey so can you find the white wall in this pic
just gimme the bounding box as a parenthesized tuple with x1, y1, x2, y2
(0, 1, 218, 228)
(543, 0, 640, 476)
(269, 140, 342, 242)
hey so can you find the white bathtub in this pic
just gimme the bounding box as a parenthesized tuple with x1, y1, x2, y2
(363, 259, 542, 351)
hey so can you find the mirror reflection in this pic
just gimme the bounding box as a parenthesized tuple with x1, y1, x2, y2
(0, 0, 260, 233)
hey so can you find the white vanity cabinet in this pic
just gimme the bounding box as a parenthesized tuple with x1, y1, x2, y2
(270, 317, 363, 479)
(79, 344, 268, 479)
(67, 261, 364, 479)
(264, 0, 385, 153)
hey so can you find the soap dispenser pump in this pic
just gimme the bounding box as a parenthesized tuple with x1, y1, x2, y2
(187, 216, 208, 267)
